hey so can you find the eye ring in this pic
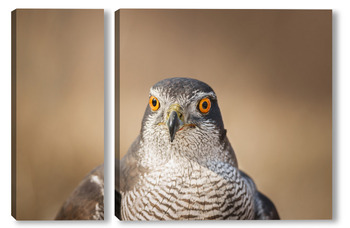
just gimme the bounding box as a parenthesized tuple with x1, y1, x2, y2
(198, 97, 211, 114)
(149, 96, 160, 111)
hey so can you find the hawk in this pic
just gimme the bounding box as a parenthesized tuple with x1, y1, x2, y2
(116, 77, 279, 220)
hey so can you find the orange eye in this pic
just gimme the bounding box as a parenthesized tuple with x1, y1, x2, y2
(149, 96, 160, 111)
(198, 97, 211, 114)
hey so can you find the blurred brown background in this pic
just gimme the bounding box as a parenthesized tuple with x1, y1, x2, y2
(118, 9, 332, 219)
(13, 9, 104, 220)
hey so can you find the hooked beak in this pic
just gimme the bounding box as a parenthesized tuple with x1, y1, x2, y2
(166, 104, 184, 142)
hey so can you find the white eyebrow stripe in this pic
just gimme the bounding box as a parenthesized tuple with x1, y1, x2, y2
(190, 91, 217, 101)
(149, 87, 170, 103)
(149, 87, 163, 98)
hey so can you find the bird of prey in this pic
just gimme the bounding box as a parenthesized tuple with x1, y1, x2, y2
(116, 77, 279, 220)
(55, 164, 104, 220)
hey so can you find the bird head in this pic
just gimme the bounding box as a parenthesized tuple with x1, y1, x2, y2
(140, 78, 226, 155)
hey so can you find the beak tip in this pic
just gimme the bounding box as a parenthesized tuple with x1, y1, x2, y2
(169, 127, 176, 142)
(167, 110, 181, 143)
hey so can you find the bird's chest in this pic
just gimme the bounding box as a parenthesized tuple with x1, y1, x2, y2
(121, 161, 255, 220)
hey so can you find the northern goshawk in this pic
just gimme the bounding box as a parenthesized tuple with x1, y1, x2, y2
(116, 77, 279, 220)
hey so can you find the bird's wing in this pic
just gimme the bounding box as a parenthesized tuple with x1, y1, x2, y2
(55, 164, 104, 220)
(116, 135, 148, 220)
(254, 191, 280, 220)
(239, 170, 280, 220)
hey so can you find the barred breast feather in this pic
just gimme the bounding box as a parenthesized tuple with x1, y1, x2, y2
(121, 160, 255, 220)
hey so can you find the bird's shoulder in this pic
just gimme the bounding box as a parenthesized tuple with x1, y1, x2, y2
(116, 135, 145, 220)
(55, 164, 104, 220)
(118, 135, 149, 193)
(238, 170, 280, 220)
